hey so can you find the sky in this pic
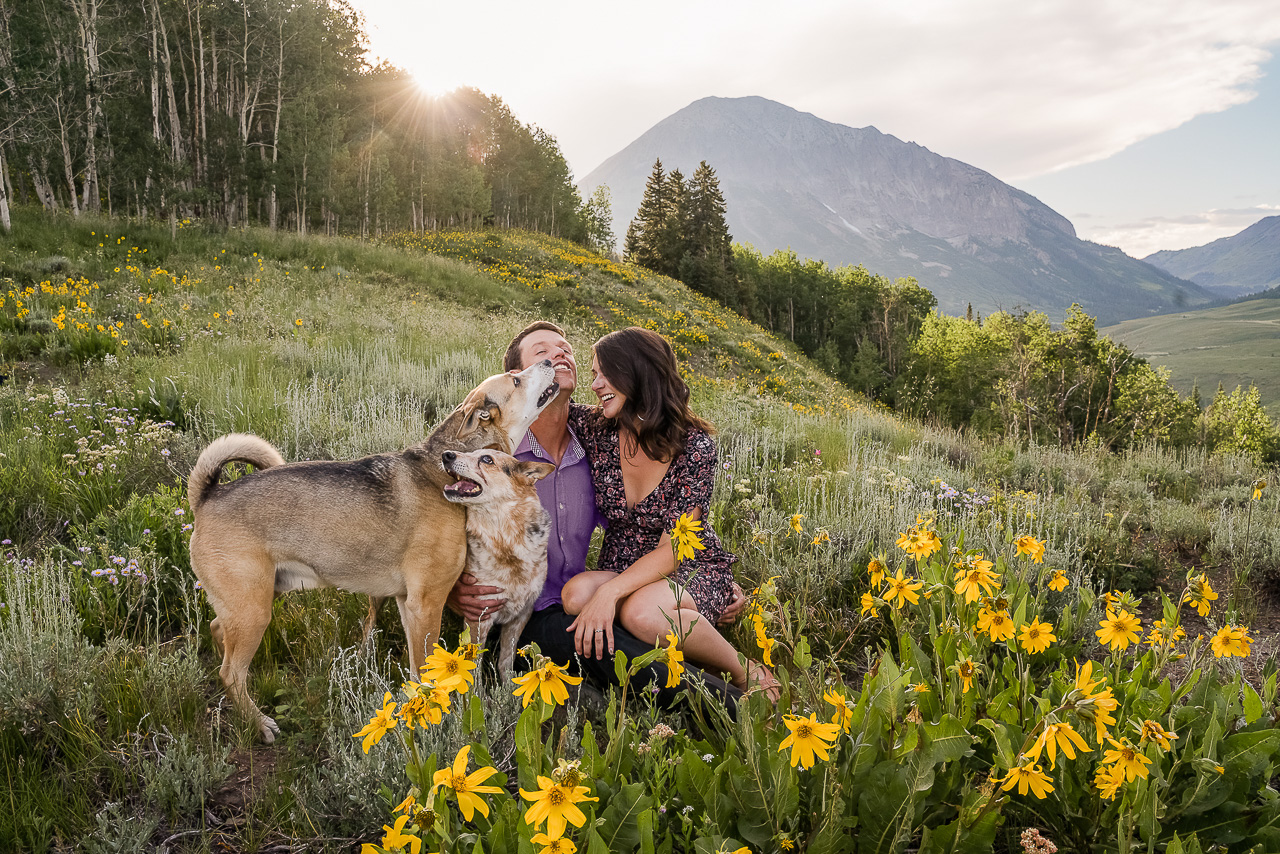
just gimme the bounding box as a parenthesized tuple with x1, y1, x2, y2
(352, 0, 1280, 258)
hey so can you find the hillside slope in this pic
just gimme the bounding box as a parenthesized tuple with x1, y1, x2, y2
(1102, 296, 1280, 412)
(580, 96, 1212, 325)
(1144, 215, 1280, 299)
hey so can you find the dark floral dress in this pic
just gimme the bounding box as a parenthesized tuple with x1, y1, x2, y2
(570, 407, 737, 621)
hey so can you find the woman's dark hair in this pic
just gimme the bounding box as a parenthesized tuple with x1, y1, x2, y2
(593, 327, 713, 462)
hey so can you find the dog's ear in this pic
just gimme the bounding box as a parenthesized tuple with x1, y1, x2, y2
(455, 391, 493, 441)
(517, 461, 556, 484)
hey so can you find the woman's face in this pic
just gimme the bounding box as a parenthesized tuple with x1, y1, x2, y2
(590, 353, 627, 419)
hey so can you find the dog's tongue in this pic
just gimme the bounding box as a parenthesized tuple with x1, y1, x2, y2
(446, 478, 481, 495)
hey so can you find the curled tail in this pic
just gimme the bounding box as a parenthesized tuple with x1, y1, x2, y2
(188, 433, 286, 512)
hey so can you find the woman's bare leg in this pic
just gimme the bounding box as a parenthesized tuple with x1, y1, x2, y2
(561, 571, 617, 615)
(618, 579, 766, 689)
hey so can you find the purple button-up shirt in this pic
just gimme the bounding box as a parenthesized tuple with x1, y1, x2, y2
(516, 419, 604, 611)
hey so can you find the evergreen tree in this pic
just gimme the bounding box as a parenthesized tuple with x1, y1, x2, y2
(624, 158, 668, 269)
(654, 167, 689, 278)
(679, 160, 736, 303)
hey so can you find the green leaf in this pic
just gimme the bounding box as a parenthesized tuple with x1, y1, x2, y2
(1242, 681, 1264, 725)
(793, 634, 813, 670)
(1221, 730, 1280, 778)
(465, 691, 486, 738)
(922, 715, 973, 765)
(599, 781, 653, 852)
(675, 748, 713, 812)
(971, 719, 1017, 768)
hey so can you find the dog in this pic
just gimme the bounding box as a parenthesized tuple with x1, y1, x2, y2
(187, 359, 558, 742)
(440, 448, 555, 676)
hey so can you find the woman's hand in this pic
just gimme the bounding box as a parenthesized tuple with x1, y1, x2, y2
(717, 582, 747, 626)
(567, 582, 622, 660)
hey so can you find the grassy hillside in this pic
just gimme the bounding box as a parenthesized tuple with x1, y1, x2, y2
(3, 207, 1280, 852)
(1102, 297, 1280, 412)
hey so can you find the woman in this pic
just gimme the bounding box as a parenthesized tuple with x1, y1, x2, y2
(562, 327, 778, 697)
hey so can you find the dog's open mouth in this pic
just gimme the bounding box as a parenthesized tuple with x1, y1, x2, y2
(444, 476, 483, 498)
(536, 382, 558, 408)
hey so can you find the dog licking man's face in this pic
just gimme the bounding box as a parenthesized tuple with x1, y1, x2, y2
(517, 329, 577, 397)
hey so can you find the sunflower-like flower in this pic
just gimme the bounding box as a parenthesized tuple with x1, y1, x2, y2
(976, 607, 1015, 643)
(952, 556, 1000, 604)
(1211, 625, 1253, 658)
(884, 567, 923, 608)
(997, 762, 1054, 799)
(750, 612, 775, 667)
(398, 680, 452, 728)
(353, 692, 398, 754)
(663, 631, 685, 687)
(824, 688, 855, 733)
(512, 659, 584, 707)
(789, 513, 805, 534)
(1094, 762, 1126, 801)
(952, 655, 979, 694)
(1137, 719, 1179, 751)
(1144, 619, 1187, 648)
(1183, 574, 1218, 618)
(1018, 618, 1056, 654)
(779, 712, 841, 769)
(363, 813, 423, 854)
(896, 517, 942, 560)
(1069, 660, 1119, 745)
(421, 644, 477, 694)
(531, 833, 577, 854)
(867, 555, 887, 587)
(670, 513, 706, 563)
(1102, 737, 1153, 782)
(431, 744, 503, 821)
(1024, 721, 1090, 769)
(1048, 569, 1069, 592)
(1013, 535, 1046, 563)
(1096, 609, 1141, 652)
(1253, 479, 1267, 500)
(521, 775, 598, 838)
(860, 591, 879, 618)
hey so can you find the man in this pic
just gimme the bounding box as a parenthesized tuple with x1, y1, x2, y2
(446, 320, 746, 713)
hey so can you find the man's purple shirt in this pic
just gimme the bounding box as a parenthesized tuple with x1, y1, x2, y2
(514, 420, 604, 611)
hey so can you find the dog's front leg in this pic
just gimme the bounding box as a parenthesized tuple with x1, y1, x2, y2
(395, 593, 443, 680)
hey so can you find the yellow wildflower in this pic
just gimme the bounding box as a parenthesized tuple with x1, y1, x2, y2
(1184, 575, 1218, 618)
(1018, 618, 1056, 654)
(1102, 737, 1153, 782)
(420, 644, 477, 694)
(1211, 625, 1253, 658)
(998, 762, 1054, 799)
(1096, 610, 1141, 651)
(779, 713, 841, 770)
(1138, 720, 1179, 751)
(824, 688, 855, 732)
(1094, 762, 1125, 801)
(352, 692, 398, 754)
(952, 557, 1000, 604)
(1013, 535, 1046, 563)
(1025, 721, 1090, 769)
(1048, 570, 1069, 592)
(431, 745, 503, 821)
(789, 513, 805, 533)
(976, 608, 1016, 643)
(521, 775, 597, 838)
(663, 631, 685, 687)
(670, 513, 706, 563)
(860, 591, 879, 618)
(512, 660, 584, 708)
(884, 567, 923, 608)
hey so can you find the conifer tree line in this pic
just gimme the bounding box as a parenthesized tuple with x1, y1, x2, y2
(0, 0, 609, 244)
(624, 158, 739, 306)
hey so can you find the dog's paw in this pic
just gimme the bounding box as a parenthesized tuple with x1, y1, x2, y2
(259, 715, 281, 744)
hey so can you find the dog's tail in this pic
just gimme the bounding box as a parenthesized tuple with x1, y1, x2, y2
(188, 433, 286, 512)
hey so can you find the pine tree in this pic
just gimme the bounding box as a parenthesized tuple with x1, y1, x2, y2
(624, 158, 668, 269)
(654, 167, 689, 278)
(679, 160, 737, 303)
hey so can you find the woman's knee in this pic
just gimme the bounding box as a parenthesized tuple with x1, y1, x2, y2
(561, 572, 602, 615)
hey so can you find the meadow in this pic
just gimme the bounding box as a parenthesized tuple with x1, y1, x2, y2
(2, 207, 1279, 853)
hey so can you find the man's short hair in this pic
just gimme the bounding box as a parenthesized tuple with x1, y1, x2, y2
(504, 320, 567, 372)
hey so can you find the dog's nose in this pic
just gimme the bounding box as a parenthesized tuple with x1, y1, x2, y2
(540, 359, 552, 368)
(442, 451, 456, 466)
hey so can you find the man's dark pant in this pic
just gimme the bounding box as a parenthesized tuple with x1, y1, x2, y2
(518, 605, 741, 719)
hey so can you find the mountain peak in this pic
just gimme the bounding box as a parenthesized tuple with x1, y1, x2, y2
(1145, 215, 1280, 298)
(581, 96, 1207, 323)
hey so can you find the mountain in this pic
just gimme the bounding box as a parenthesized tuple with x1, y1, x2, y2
(1144, 215, 1280, 299)
(580, 96, 1212, 324)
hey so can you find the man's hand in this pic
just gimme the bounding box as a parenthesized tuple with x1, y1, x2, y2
(446, 572, 506, 624)
(717, 582, 748, 626)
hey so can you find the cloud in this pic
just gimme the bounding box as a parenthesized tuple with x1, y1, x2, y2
(356, 0, 1280, 184)
(1083, 206, 1280, 257)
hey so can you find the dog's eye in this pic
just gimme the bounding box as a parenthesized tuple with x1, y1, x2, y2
(481, 454, 493, 465)
(512, 377, 521, 387)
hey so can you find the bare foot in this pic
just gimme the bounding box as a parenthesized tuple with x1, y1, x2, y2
(736, 660, 781, 703)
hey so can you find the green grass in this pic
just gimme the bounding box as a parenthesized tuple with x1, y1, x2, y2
(2, 205, 1279, 851)
(1102, 298, 1280, 412)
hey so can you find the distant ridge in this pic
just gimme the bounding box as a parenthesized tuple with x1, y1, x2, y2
(1145, 215, 1280, 299)
(580, 96, 1211, 325)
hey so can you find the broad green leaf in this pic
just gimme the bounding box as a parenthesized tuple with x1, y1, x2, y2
(793, 634, 813, 670)
(599, 781, 653, 852)
(675, 748, 712, 811)
(1242, 681, 1264, 725)
(923, 715, 974, 765)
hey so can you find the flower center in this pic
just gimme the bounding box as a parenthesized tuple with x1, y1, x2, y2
(451, 774, 468, 792)
(797, 724, 813, 739)
(548, 788, 566, 806)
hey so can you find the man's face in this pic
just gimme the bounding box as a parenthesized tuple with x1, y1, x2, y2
(518, 329, 577, 396)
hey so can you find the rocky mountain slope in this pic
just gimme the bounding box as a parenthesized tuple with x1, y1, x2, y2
(580, 96, 1211, 324)
(1145, 215, 1280, 299)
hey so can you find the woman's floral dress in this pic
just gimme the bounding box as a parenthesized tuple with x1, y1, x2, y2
(571, 407, 737, 621)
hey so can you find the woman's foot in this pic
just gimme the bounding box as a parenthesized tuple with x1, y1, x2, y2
(735, 660, 781, 703)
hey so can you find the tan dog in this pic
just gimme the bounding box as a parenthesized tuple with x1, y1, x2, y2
(188, 360, 558, 742)
(441, 448, 554, 676)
